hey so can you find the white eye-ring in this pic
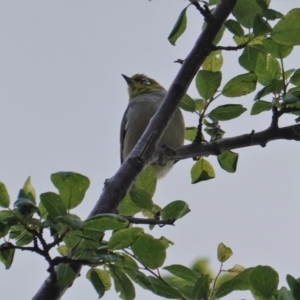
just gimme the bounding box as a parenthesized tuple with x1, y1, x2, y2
(141, 78, 151, 85)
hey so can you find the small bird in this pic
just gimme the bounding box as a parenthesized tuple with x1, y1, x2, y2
(120, 73, 185, 178)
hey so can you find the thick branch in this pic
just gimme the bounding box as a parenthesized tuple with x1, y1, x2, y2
(32, 1, 237, 299)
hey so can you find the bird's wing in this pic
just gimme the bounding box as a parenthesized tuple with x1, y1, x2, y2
(120, 105, 130, 164)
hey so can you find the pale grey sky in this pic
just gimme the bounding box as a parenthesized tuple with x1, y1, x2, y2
(0, 1, 299, 299)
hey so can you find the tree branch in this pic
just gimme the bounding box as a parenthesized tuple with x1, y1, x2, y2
(32, 1, 237, 299)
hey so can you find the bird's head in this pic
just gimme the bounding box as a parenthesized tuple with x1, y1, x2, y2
(122, 74, 165, 100)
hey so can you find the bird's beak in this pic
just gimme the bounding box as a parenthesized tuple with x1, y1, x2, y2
(121, 74, 134, 85)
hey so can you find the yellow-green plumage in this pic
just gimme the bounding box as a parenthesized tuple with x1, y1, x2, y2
(120, 74, 185, 178)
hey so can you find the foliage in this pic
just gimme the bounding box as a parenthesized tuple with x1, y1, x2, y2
(2, 0, 300, 299)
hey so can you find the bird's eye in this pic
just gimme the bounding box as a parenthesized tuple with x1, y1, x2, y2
(141, 78, 151, 85)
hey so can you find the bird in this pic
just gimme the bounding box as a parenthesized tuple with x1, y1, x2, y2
(120, 73, 185, 178)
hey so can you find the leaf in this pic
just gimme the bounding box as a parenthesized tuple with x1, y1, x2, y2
(222, 73, 257, 97)
(255, 0, 270, 9)
(56, 264, 76, 287)
(129, 188, 153, 212)
(272, 8, 300, 45)
(108, 228, 144, 251)
(55, 216, 83, 229)
(40, 192, 67, 218)
(147, 276, 182, 299)
(202, 50, 223, 72)
(249, 266, 279, 299)
(180, 94, 195, 112)
(109, 265, 135, 300)
(217, 243, 233, 262)
(125, 269, 152, 291)
(224, 19, 244, 37)
(217, 151, 239, 173)
(253, 14, 272, 36)
(215, 268, 253, 298)
(256, 55, 281, 86)
(239, 45, 267, 73)
(83, 214, 129, 232)
(277, 287, 295, 300)
(131, 234, 166, 269)
(185, 127, 197, 142)
(168, 7, 188, 46)
(251, 100, 272, 115)
(118, 193, 141, 216)
(290, 69, 300, 86)
(286, 274, 300, 299)
(0, 183, 10, 208)
(191, 158, 215, 184)
(161, 200, 190, 221)
(192, 275, 210, 300)
(14, 198, 36, 217)
(261, 9, 283, 20)
(209, 104, 246, 121)
(233, 0, 262, 29)
(196, 70, 222, 100)
(164, 264, 201, 284)
(87, 268, 111, 298)
(283, 94, 299, 104)
(0, 243, 15, 269)
(262, 38, 293, 58)
(134, 166, 157, 197)
(22, 177, 36, 203)
(51, 172, 90, 210)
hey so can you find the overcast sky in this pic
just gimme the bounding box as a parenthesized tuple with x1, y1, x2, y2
(0, 1, 299, 299)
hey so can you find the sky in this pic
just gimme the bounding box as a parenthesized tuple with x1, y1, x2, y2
(0, 1, 299, 299)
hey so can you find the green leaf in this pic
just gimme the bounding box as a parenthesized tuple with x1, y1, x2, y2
(239, 45, 267, 73)
(161, 200, 190, 221)
(192, 274, 210, 300)
(147, 276, 182, 299)
(51, 172, 90, 210)
(14, 198, 36, 217)
(256, 56, 281, 86)
(134, 166, 156, 197)
(108, 228, 144, 251)
(233, 0, 262, 29)
(251, 100, 272, 115)
(216, 268, 253, 298)
(131, 234, 166, 269)
(217, 151, 239, 173)
(290, 69, 300, 86)
(272, 8, 300, 46)
(202, 50, 223, 72)
(209, 104, 246, 121)
(286, 274, 300, 299)
(0, 183, 10, 208)
(57, 245, 69, 256)
(191, 158, 215, 184)
(125, 269, 152, 291)
(255, 0, 270, 9)
(168, 7, 188, 46)
(22, 177, 36, 203)
(196, 70, 222, 100)
(283, 94, 299, 104)
(217, 242, 233, 262)
(164, 264, 201, 284)
(86, 268, 111, 298)
(261, 9, 283, 20)
(253, 14, 272, 36)
(249, 266, 279, 299)
(180, 94, 195, 112)
(40, 192, 67, 218)
(185, 127, 197, 142)
(57, 264, 76, 287)
(262, 38, 293, 58)
(83, 214, 129, 232)
(0, 243, 15, 269)
(129, 188, 153, 212)
(55, 216, 83, 229)
(278, 287, 294, 300)
(109, 265, 135, 300)
(222, 73, 257, 97)
(118, 193, 141, 216)
(224, 19, 244, 37)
